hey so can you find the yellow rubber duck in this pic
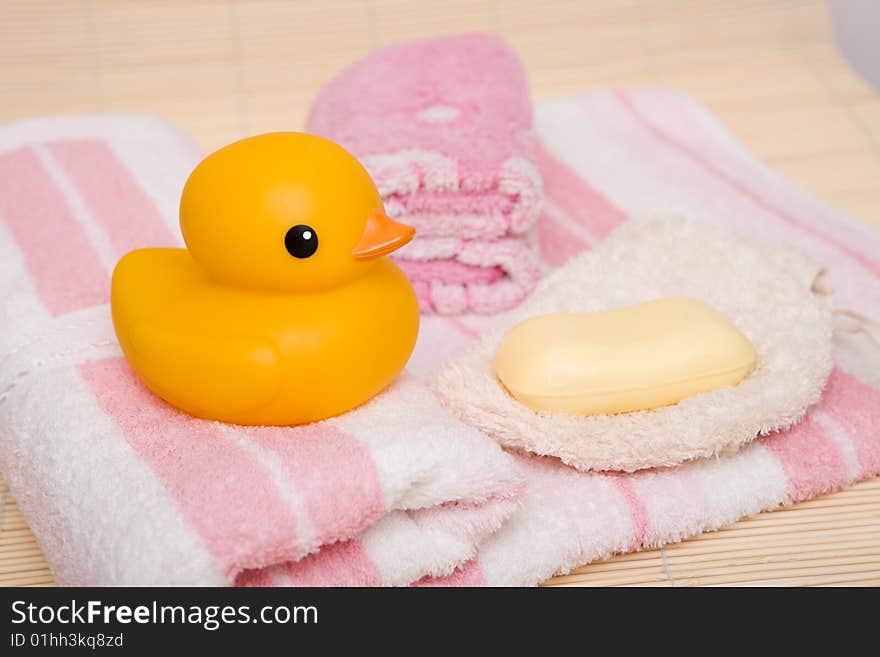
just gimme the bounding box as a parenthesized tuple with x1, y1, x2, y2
(111, 132, 419, 425)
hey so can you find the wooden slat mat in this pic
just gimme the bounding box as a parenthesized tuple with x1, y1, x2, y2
(1, 0, 879, 585)
(3, 474, 878, 587)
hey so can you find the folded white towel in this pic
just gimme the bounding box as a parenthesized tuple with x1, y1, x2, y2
(0, 115, 523, 586)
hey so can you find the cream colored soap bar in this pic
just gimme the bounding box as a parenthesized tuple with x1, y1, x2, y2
(494, 297, 756, 415)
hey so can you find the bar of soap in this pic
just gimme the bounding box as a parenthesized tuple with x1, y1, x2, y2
(493, 297, 756, 415)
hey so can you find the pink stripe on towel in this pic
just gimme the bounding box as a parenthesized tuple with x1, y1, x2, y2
(535, 140, 627, 241)
(241, 425, 385, 546)
(608, 475, 651, 549)
(234, 567, 277, 588)
(537, 206, 591, 266)
(284, 540, 382, 587)
(80, 357, 301, 575)
(822, 368, 880, 477)
(0, 146, 109, 315)
(233, 568, 275, 587)
(763, 414, 849, 503)
(445, 315, 482, 339)
(47, 139, 178, 256)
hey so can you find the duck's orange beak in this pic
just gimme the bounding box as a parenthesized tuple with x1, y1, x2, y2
(352, 210, 415, 260)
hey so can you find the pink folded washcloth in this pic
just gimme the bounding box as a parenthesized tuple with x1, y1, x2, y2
(306, 33, 543, 314)
(414, 89, 880, 585)
(0, 115, 524, 586)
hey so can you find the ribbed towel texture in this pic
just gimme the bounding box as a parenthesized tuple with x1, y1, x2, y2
(306, 34, 543, 315)
(0, 115, 523, 586)
(416, 89, 880, 585)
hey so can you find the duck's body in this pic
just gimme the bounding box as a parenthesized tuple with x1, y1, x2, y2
(112, 248, 418, 425)
(110, 132, 420, 425)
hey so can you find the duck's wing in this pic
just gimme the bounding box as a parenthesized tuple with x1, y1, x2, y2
(125, 322, 282, 420)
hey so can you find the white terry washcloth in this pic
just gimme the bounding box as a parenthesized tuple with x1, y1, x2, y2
(436, 218, 835, 472)
(0, 115, 524, 586)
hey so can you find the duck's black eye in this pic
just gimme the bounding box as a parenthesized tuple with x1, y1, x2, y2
(284, 224, 318, 259)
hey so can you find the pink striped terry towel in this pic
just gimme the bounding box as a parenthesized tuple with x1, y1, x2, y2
(415, 89, 880, 586)
(3, 90, 879, 588)
(306, 33, 543, 315)
(0, 115, 524, 586)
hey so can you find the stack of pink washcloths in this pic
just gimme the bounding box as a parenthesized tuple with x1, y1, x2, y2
(1, 36, 879, 587)
(306, 34, 543, 315)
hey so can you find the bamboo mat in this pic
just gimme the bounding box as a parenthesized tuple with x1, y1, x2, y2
(1, 0, 879, 586)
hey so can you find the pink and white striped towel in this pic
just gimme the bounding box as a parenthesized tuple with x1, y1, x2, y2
(306, 34, 543, 315)
(413, 89, 880, 586)
(0, 115, 524, 586)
